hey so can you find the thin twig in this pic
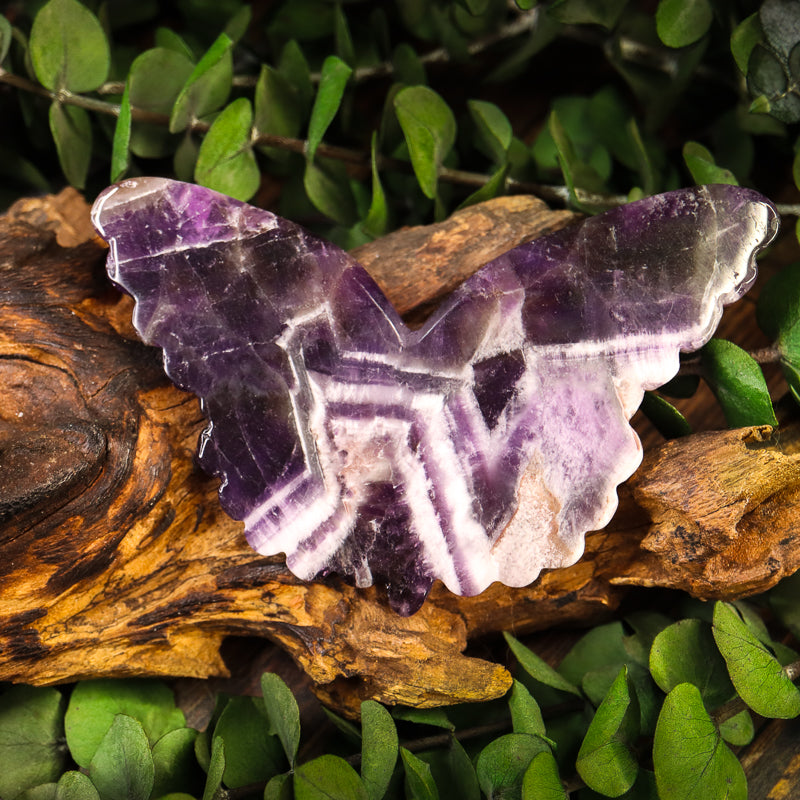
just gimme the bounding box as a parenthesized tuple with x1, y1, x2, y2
(231, 7, 542, 88)
(4, 66, 797, 221)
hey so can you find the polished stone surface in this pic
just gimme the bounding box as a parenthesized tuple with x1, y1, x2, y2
(92, 179, 778, 614)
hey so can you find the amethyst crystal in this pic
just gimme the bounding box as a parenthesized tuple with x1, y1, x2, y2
(91, 179, 778, 615)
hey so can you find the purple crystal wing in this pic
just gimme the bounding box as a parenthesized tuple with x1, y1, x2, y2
(91, 180, 778, 616)
(409, 185, 778, 591)
(91, 177, 407, 561)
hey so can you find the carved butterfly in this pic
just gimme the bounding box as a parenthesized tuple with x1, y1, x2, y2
(91, 179, 778, 615)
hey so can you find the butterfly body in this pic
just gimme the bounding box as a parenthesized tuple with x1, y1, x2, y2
(92, 179, 777, 614)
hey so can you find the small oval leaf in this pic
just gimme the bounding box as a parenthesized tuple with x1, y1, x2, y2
(360, 700, 398, 800)
(649, 618, 735, 707)
(261, 673, 300, 767)
(295, 754, 369, 800)
(394, 86, 456, 200)
(701, 338, 778, 428)
(170, 33, 233, 133)
(521, 752, 567, 800)
(87, 715, 154, 800)
(401, 747, 439, 800)
(656, 0, 714, 48)
(576, 667, 639, 797)
(195, 97, 260, 202)
(713, 601, 800, 718)
(503, 632, 582, 696)
(30, 0, 109, 91)
(653, 683, 746, 800)
(49, 102, 91, 189)
(307, 55, 352, 162)
(110, 82, 132, 183)
(55, 772, 101, 800)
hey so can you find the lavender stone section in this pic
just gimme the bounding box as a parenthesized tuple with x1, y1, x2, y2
(91, 179, 778, 615)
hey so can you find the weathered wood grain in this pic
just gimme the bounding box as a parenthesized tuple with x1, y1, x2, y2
(1, 188, 798, 714)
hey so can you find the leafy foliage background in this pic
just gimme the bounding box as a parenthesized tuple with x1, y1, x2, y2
(3, 0, 800, 798)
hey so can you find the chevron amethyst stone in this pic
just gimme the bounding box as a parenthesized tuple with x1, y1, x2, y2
(91, 179, 778, 615)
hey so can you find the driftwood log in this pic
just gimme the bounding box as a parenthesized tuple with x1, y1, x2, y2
(1, 188, 800, 717)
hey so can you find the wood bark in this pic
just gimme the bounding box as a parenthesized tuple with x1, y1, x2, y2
(1, 189, 799, 716)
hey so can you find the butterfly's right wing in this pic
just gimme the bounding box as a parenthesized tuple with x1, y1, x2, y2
(413, 185, 779, 587)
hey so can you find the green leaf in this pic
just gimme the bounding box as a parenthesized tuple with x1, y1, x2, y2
(224, 4, 252, 43)
(30, 0, 110, 91)
(87, 715, 154, 800)
(202, 736, 225, 800)
(278, 40, 313, 116)
(0, 14, 12, 65)
(683, 141, 738, 185)
(392, 707, 454, 730)
(547, 110, 606, 208)
(260, 673, 300, 767)
(392, 42, 427, 86)
(49, 102, 91, 189)
(154, 27, 195, 60)
(656, 0, 713, 48)
(558, 622, 628, 687)
(170, 33, 233, 133)
(731, 13, 764, 74)
(127, 47, 194, 159)
(468, 99, 513, 164)
(361, 132, 388, 237)
(576, 667, 639, 797)
(401, 748, 439, 800)
(456, 165, 508, 210)
(55, 772, 101, 800)
(521, 752, 567, 800)
(264, 772, 292, 800)
(334, 3, 355, 67)
(151, 728, 199, 799)
(323, 707, 362, 746)
(476, 733, 550, 799)
(658, 374, 701, 399)
(653, 683, 746, 800)
(195, 97, 260, 201)
(700, 339, 778, 428)
(547, 0, 628, 29)
(295, 755, 369, 800)
(639, 392, 692, 439)
(712, 601, 800, 718)
(627, 117, 658, 197)
(0, 686, 67, 799)
(303, 159, 357, 226)
(254, 64, 302, 147)
(509, 680, 547, 737)
(394, 86, 456, 200)
(649, 619, 735, 707)
(360, 700, 398, 800)
(18, 783, 58, 800)
(110, 81, 131, 183)
(64, 679, 185, 769)
(418, 738, 480, 800)
(503, 632, 582, 696)
(307, 55, 352, 162)
(211, 696, 283, 789)
(174, 133, 199, 182)
(719, 709, 754, 746)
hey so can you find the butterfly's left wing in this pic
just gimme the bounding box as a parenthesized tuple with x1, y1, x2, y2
(92, 178, 415, 587)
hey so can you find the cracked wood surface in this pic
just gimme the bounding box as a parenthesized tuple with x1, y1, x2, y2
(1, 188, 799, 715)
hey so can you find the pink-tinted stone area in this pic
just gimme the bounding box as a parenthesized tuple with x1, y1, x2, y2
(91, 179, 778, 614)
